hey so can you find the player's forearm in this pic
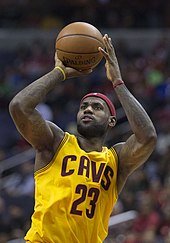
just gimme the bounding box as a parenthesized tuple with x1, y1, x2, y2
(114, 83, 157, 143)
(10, 68, 64, 111)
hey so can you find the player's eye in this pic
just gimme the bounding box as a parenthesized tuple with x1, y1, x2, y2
(93, 105, 102, 110)
(80, 104, 87, 110)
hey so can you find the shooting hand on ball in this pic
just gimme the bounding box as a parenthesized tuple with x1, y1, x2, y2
(55, 52, 92, 80)
(99, 34, 122, 84)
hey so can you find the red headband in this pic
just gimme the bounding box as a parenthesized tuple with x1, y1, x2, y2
(81, 92, 116, 117)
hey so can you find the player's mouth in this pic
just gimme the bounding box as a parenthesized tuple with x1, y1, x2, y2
(81, 115, 94, 122)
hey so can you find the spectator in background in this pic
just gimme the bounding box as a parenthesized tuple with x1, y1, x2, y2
(132, 193, 161, 234)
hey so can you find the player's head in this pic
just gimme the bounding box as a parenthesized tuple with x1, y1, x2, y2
(77, 93, 116, 138)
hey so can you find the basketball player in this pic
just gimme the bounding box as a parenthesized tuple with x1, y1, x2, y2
(9, 34, 157, 242)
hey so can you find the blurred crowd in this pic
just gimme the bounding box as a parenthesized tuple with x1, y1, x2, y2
(0, 33, 170, 242)
(0, 0, 170, 29)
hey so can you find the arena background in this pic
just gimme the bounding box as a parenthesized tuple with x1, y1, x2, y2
(0, 1, 170, 242)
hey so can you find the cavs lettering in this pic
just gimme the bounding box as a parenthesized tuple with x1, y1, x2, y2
(25, 132, 118, 243)
(61, 155, 113, 189)
(61, 155, 114, 219)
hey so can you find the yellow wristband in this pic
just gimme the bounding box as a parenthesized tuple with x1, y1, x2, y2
(54, 66, 66, 81)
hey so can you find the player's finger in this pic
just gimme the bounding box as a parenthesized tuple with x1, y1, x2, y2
(80, 69, 93, 74)
(98, 47, 109, 59)
(108, 37, 113, 48)
(103, 34, 112, 52)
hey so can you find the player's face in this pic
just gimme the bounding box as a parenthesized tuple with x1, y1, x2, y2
(77, 97, 111, 138)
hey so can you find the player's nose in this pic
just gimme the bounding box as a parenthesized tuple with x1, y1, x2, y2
(84, 105, 93, 114)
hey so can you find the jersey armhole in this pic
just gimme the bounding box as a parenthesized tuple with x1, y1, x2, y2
(109, 146, 119, 200)
(34, 132, 69, 177)
(109, 147, 118, 166)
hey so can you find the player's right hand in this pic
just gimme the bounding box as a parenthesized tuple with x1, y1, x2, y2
(55, 52, 92, 79)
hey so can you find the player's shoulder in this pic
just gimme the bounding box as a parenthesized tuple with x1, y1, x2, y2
(47, 121, 75, 139)
(46, 121, 65, 150)
(108, 142, 125, 163)
(46, 121, 64, 137)
(112, 142, 125, 155)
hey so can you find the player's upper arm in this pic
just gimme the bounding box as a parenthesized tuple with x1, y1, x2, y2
(9, 100, 63, 151)
(113, 133, 156, 194)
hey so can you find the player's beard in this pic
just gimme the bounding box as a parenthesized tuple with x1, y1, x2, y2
(77, 121, 108, 138)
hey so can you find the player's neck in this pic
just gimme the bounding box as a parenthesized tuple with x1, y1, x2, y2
(76, 135, 105, 152)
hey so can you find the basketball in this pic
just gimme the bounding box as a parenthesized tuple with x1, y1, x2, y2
(55, 22, 104, 71)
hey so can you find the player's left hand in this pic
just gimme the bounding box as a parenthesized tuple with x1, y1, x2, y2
(99, 34, 122, 84)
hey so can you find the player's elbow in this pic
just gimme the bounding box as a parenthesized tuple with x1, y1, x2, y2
(9, 98, 23, 118)
(145, 128, 157, 149)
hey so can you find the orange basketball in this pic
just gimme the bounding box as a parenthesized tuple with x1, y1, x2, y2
(55, 22, 104, 71)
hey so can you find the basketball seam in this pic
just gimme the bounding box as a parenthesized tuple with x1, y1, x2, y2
(56, 48, 100, 54)
(56, 34, 104, 46)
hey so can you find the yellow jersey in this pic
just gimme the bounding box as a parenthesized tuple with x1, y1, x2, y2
(25, 132, 118, 243)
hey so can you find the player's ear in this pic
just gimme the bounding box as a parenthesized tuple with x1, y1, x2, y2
(108, 116, 116, 128)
